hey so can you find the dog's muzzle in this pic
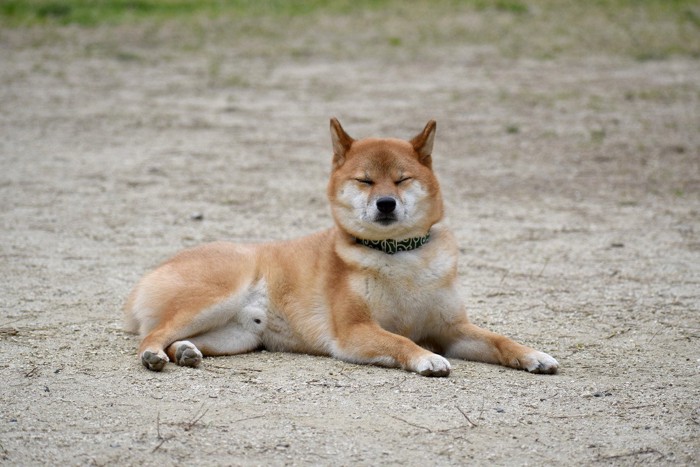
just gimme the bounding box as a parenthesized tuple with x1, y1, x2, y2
(374, 197, 398, 225)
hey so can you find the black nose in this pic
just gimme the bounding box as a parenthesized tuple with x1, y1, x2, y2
(376, 197, 396, 214)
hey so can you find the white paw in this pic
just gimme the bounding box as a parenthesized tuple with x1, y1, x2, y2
(141, 349, 169, 371)
(520, 351, 559, 374)
(413, 353, 451, 377)
(174, 341, 203, 368)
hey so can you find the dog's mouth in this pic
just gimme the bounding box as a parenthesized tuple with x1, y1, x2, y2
(374, 214, 398, 226)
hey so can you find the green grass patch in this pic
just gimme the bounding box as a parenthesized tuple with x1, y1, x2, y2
(1, 0, 387, 25)
(3, 0, 695, 26)
(1, 0, 699, 60)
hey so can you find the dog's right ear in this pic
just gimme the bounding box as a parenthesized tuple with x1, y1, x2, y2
(330, 117, 354, 168)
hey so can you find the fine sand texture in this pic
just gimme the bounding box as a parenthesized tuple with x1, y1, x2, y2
(1, 4, 699, 465)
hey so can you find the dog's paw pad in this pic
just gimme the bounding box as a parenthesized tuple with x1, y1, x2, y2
(141, 350, 168, 372)
(520, 351, 559, 374)
(413, 353, 451, 377)
(175, 342, 203, 368)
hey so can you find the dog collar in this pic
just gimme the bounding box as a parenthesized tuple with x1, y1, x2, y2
(355, 232, 431, 255)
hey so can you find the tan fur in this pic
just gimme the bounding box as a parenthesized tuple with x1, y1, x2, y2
(124, 119, 559, 376)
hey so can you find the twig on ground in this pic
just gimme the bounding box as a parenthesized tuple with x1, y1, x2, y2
(152, 411, 173, 453)
(605, 328, 630, 339)
(390, 376, 408, 390)
(550, 413, 596, 419)
(477, 398, 486, 421)
(0, 317, 25, 328)
(232, 414, 266, 424)
(153, 405, 211, 453)
(389, 415, 432, 433)
(615, 404, 654, 410)
(456, 406, 478, 427)
(499, 270, 509, 286)
(597, 447, 661, 461)
(184, 404, 209, 431)
(646, 328, 663, 344)
(151, 437, 169, 454)
(202, 364, 233, 370)
(536, 257, 550, 278)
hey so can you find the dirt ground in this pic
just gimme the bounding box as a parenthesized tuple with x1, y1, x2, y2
(1, 7, 699, 466)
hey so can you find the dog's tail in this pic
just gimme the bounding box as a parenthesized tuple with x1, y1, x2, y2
(122, 287, 140, 334)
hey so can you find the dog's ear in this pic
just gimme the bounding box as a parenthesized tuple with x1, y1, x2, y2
(330, 117, 354, 168)
(410, 120, 436, 167)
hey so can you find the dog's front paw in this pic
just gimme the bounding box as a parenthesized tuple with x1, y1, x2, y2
(412, 353, 451, 377)
(141, 350, 169, 371)
(519, 351, 559, 374)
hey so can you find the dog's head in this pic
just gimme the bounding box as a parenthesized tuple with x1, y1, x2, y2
(327, 118, 444, 242)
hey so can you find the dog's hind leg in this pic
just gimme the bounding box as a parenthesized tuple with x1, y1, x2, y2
(138, 317, 200, 371)
(166, 341, 204, 368)
(138, 282, 268, 371)
(141, 319, 265, 371)
(165, 320, 265, 364)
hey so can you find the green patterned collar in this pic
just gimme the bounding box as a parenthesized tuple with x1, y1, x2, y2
(355, 232, 431, 255)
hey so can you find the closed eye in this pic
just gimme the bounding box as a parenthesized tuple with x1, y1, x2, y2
(396, 177, 412, 185)
(355, 178, 374, 186)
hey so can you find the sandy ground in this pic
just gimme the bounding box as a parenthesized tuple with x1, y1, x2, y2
(1, 11, 699, 466)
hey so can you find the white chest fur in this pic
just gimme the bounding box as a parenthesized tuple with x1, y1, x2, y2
(345, 226, 464, 341)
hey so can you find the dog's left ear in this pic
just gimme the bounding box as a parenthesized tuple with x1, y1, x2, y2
(410, 120, 436, 167)
(330, 117, 354, 168)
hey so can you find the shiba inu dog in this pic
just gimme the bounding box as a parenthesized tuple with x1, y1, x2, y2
(124, 119, 559, 376)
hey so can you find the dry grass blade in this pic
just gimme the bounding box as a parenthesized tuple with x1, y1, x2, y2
(456, 406, 478, 428)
